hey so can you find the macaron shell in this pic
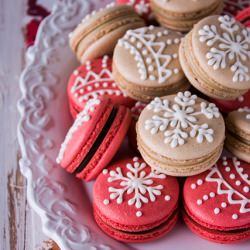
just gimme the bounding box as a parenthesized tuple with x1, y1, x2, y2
(93, 157, 179, 230)
(183, 159, 250, 230)
(191, 15, 250, 89)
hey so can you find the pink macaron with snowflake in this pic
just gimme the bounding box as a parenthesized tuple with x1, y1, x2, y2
(93, 157, 180, 242)
(183, 157, 250, 243)
(68, 55, 135, 118)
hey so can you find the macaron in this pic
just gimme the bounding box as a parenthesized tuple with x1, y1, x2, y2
(210, 90, 250, 114)
(223, 0, 249, 16)
(150, 0, 224, 32)
(93, 157, 180, 242)
(128, 101, 147, 152)
(137, 91, 225, 176)
(183, 157, 250, 243)
(113, 26, 190, 102)
(179, 15, 250, 100)
(69, 3, 145, 64)
(116, 0, 153, 22)
(68, 55, 135, 118)
(236, 6, 250, 27)
(225, 107, 250, 163)
(56, 98, 131, 181)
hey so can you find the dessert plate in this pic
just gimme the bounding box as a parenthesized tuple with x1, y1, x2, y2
(17, 0, 250, 249)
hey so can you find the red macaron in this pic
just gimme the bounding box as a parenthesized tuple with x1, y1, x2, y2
(93, 157, 179, 242)
(183, 157, 250, 243)
(56, 98, 131, 181)
(68, 55, 135, 118)
(236, 6, 250, 27)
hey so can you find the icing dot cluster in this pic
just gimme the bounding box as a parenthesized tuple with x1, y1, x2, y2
(102, 157, 171, 217)
(118, 26, 181, 84)
(128, 0, 150, 15)
(190, 157, 250, 220)
(71, 56, 126, 103)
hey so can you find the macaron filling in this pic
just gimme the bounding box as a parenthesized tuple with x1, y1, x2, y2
(74, 107, 118, 174)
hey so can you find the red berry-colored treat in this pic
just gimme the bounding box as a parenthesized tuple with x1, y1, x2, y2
(210, 90, 250, 114)
(93, 157, 179, 242)
(183, 157, 250, 243)
(223, 0, 249, 16)
(116, 0, 153, 22)
(68, 55, 135, 118)
(128, 101, 146, 152)
(236, 7, 250, 27)
(56, 98, 131, 181)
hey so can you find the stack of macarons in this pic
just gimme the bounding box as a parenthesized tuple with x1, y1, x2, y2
(56, 1, 250, 244)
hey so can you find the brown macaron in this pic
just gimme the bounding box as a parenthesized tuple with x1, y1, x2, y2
(225, 108, 250, 163)
(137, 91, 225, 176)
(69, 3, 145, 64)
(150, 0, 224, 32)
(113, 26, 190, 102)
(179, 15, 250, 100)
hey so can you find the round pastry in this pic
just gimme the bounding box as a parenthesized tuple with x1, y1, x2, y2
(179, 15, 250, 100)
(116, 0, 153, 22)
(150, 0, 224, 32)
(225, 107, 250, 163)
(210, 90, 250, 114)
(56, 98, 131, 181)
(128, 101, 147, 152)
(113, 26, 190, 102)
(236, 7, 250, 27)
(137, 91, 225, 176)
(93, 157, 180, 242)
(69, 3, 145, 63)
(183, 157, 250, 243)
(68, 55, 135, 118)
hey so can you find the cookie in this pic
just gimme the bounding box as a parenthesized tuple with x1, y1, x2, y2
(183, 157, 250, 243)
(116, 0, 153, 22)
(236, 6, 250, 27)
(128, 101, 147, 152)
(68, 56, 135, 118)
(137, 91, 225, 176)
(179, 15, 250, 100)
(210, 89, 250, 114)
(69, 3, 145, 64)
(150, 0, 224, 32)
(93, 157, 179, 242)
(56, 98, 131, 181)
(113, 26, 190, 102)
(225, 107, 250, 163)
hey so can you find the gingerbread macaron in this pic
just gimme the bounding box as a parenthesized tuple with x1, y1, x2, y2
(137, 91, 225, 176)
(179, 15, 250, 100)
(150, 0, 224, 32)
(56, 98, 131, 181)
(225, 107, 250, 163)
(93, 157, 180, 242)
(69, 3, 145, 63)
(113, 26, 190, 102)
(183, 157, 250, 243)
(68, 55, 135, 118)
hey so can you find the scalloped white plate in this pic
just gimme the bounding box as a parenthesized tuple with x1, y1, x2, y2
(17, 0, 250, 249)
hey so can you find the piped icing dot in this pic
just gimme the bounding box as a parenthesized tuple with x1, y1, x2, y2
(165, 195, 171, 201)
(203, 195, 208, 201)
(136, 211, 142, 217)
(235, 180, 241, 186)
(191, 183, 196, 189)
(197, 179, 203, 185)
(232, 214, 238, 220)
(225, 167, 231, 172)
(230, 174, 235, 179)
(214, 208, 220, 214)
(209, 192, 215, 198)
(221, 202, 227, 208)
(103, 199, 109, 205)
(73, 70, 78, 75)
(223, 161, 228, 166)
(197, 199, 202, 205)
(243, 186, 249, 193)
(102, 169, 108, 175)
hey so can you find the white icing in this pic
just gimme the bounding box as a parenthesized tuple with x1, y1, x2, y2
(221, 202, 227, 208)
(103, 199, 109, 205)
(136, 211, 142, 217)
(128, 0, 150, 15)
(238, 107, 250, 120)
(209, 192, 215, 198)
(105, 158, 166, 216)
(118, 27, 181, 84)
(56, 98, 101, 163)
(191, 183, 196, 189)
(102, 169, 108, 175)
(144, 91, 220, 147)
(197, 179, 203, 185)
(214, 208, 220, 214)
(199, 15, 250, 82)
(232, 213, 238, 219)
(203, 195, 209, 201)
(165, 195, 171, 201)
(197, 199, 202, 205)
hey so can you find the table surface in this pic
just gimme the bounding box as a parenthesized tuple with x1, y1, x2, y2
(0, 1, 56, 249)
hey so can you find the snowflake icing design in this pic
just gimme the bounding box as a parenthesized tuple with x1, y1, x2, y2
(144, 91, 220, 148)
(118, 26, 181, 84)
(104, 157, 167, 217)
(199, 15, 250, 82)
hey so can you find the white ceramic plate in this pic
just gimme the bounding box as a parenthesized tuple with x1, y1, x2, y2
(17, 1, 250, 249)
